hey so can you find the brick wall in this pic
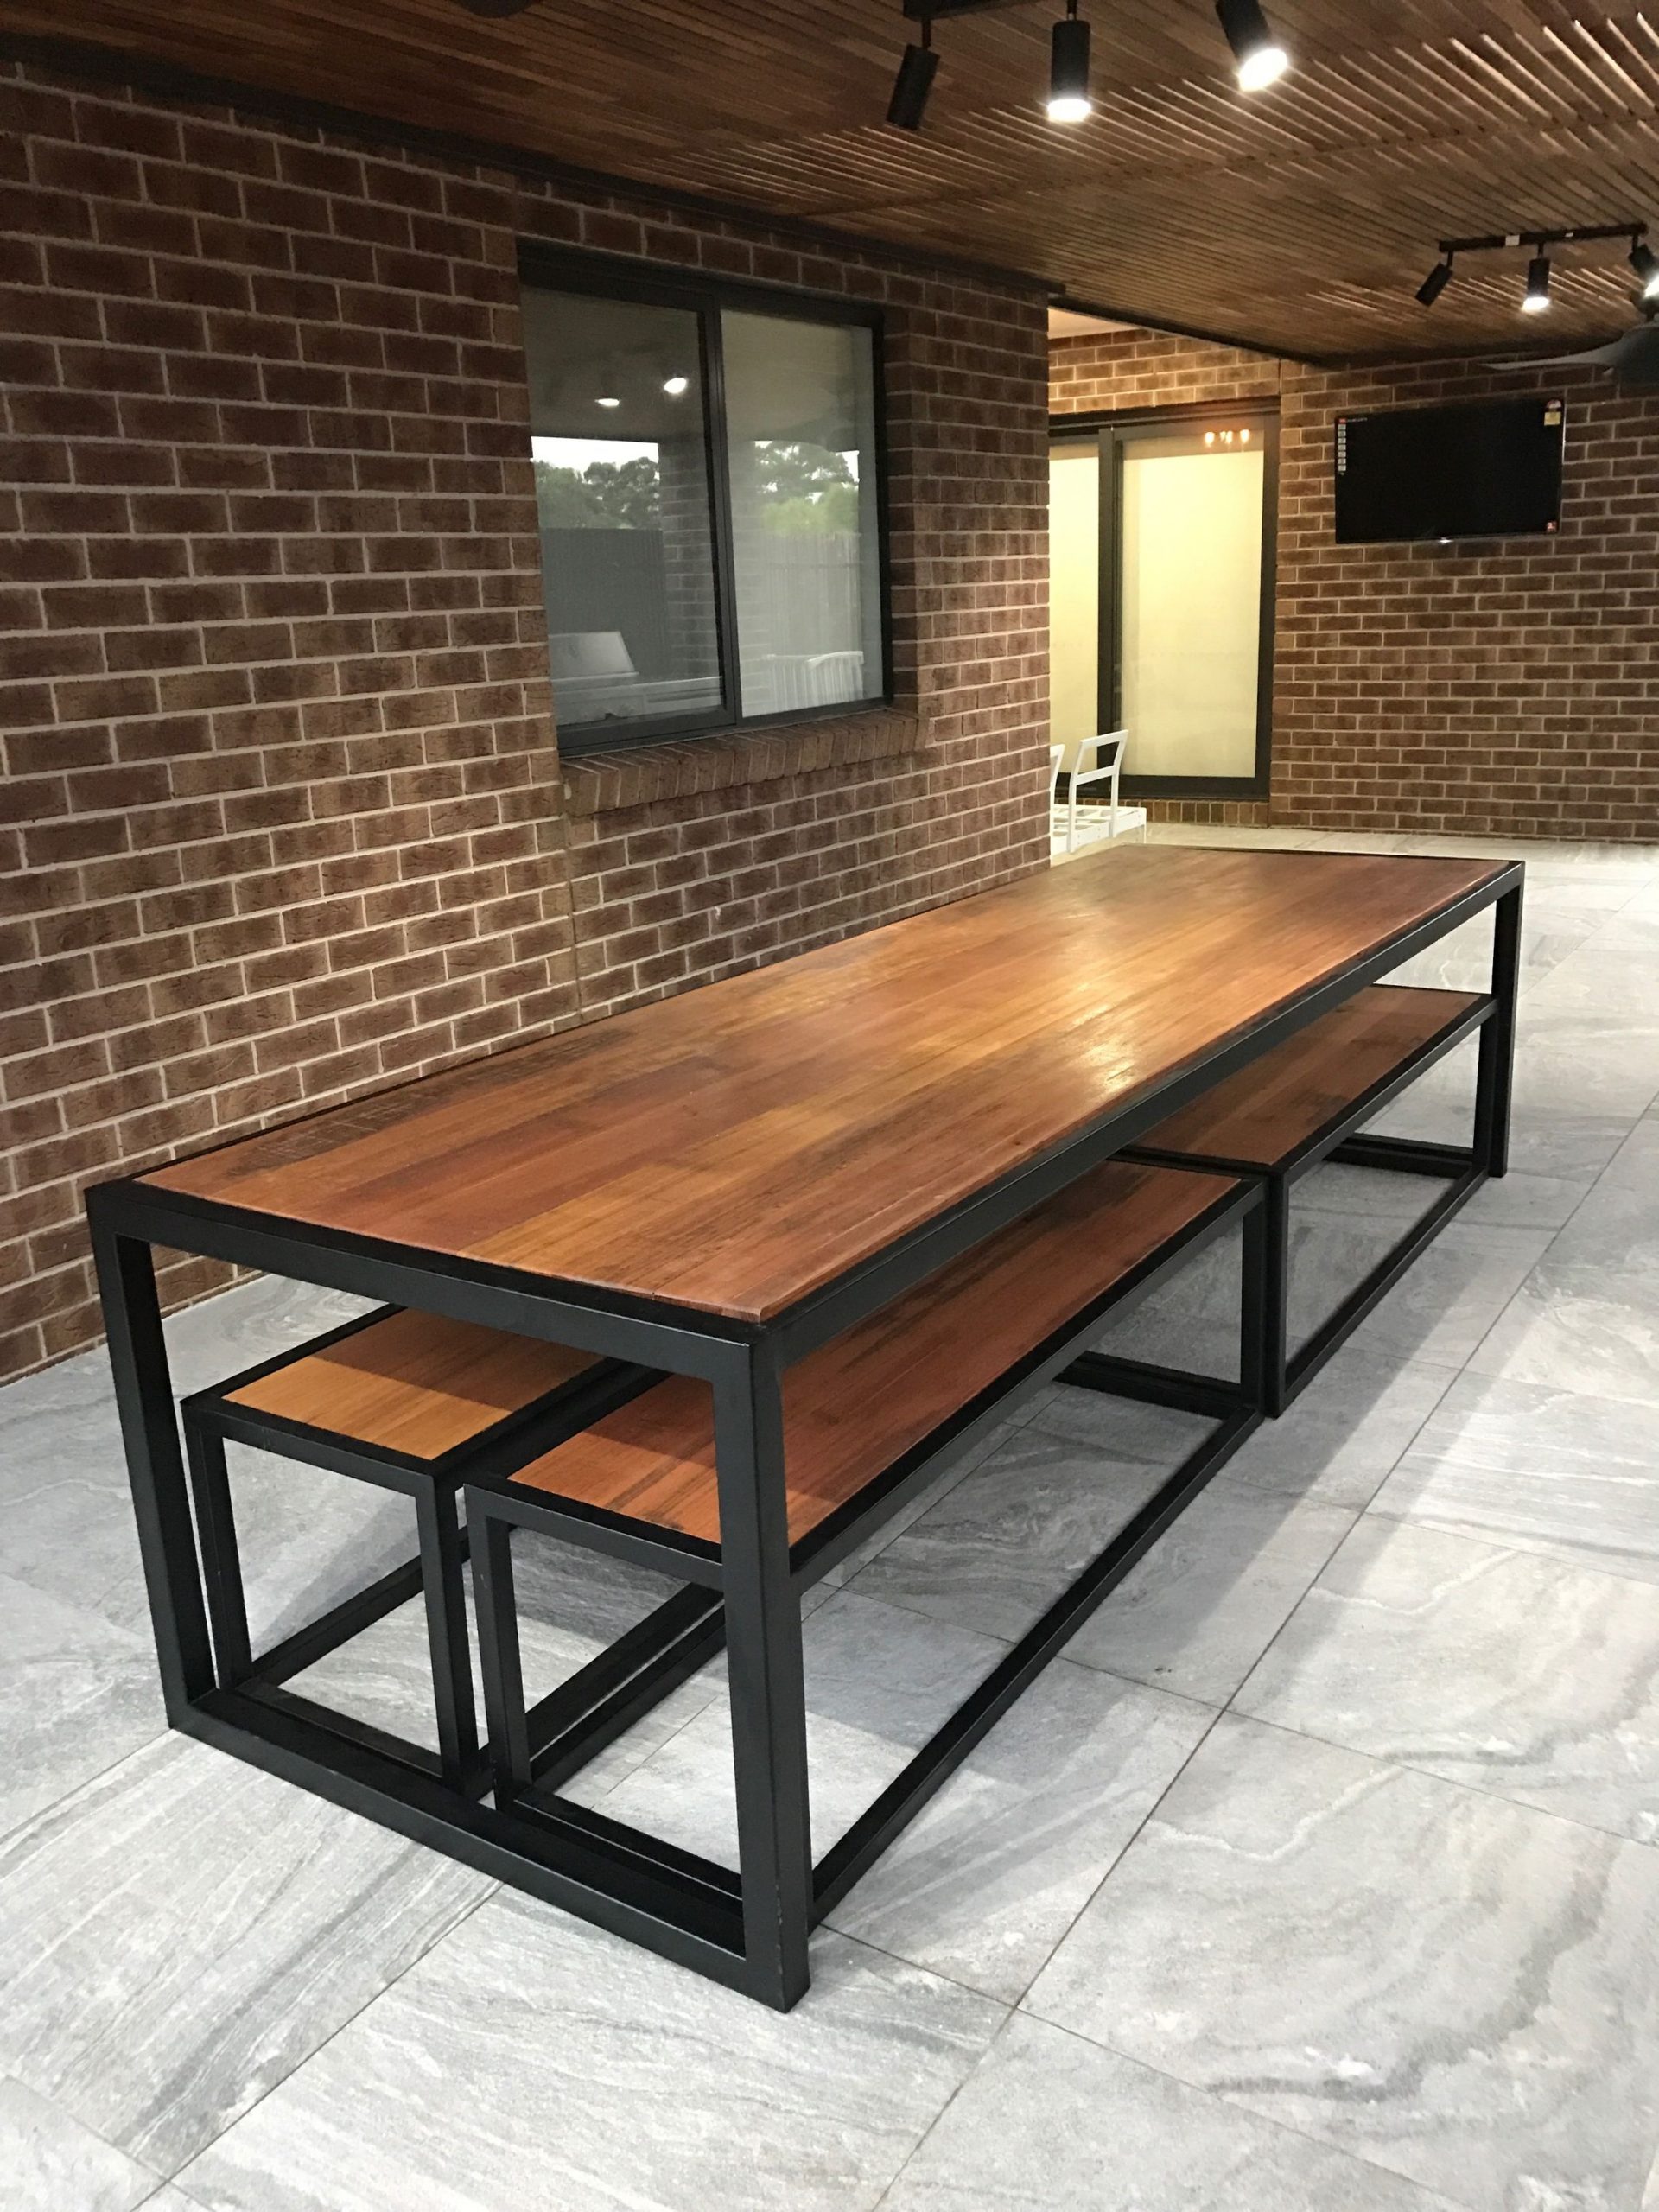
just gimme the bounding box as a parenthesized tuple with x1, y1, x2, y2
(1052, 327, 1659, 842)
(0, 62, 1051, 1382)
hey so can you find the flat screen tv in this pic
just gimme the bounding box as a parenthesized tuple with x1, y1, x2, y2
(1333, 397, 1565, 544)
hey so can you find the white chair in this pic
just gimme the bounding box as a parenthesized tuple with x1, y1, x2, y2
(1051, 730, 1128, 853)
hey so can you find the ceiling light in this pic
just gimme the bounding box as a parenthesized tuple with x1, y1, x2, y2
(1216, 0, 1288, 89)
(1416, 255, 1452, 308)
(888, 15, 938, 131)
(663, 375, 689, 396)
(596, 395, 621, 408)
(1047, 3, 1091, 122)
(1522, 252, 1551, 314)
(1630, 237, 1659, 299)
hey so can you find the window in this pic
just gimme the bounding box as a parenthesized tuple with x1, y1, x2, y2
(521, 257, 887, 751)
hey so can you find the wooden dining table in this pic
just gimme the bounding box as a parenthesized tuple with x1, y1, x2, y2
(87, 842, 1522, 2007)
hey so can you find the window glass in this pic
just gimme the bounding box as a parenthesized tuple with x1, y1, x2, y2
(721, 310, 883, 717)
(522, 287, 723, 732)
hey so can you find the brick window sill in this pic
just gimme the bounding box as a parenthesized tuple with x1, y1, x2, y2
(560, 707, 924, 817)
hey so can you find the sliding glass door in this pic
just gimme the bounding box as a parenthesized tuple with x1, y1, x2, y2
(1049, 405, 1276, 799)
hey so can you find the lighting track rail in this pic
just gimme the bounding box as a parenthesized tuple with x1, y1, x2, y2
(1415, 223, 1659, 319)
(888, 0, 1288, 132)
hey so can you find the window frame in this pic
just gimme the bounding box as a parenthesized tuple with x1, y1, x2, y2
(519, 244, 894, 758)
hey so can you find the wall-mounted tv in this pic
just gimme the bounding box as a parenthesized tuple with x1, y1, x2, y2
(1333, 397, 1565, 544)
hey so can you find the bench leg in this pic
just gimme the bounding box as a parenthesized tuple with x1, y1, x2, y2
(1476, 880, 1522, 1179)
(714, 1339, 811, 2012)
(418, 1483, 481, 1792)
(1249, 1173, 1291, 1418)
(184, 1418, 255, 1687)
(472, 1508, 533, 1806)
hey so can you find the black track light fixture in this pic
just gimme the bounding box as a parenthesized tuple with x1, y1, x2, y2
(888, 10, 939, 131)
(1413, 223, 1659, 316)
(1416, 253, 1453, 308)
(1047, 0, 1092, 122)
(1215, 0, 1288, 90)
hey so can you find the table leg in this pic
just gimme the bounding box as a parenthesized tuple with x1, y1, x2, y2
(712, 1338, 811, 2010)
(86, 1207, 213, 1719)
(1476, 879, 1523, 1178)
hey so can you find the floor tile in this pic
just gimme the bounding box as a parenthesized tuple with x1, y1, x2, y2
(0, 2075, 160, 2212)
(0, 1277, 370, 1643)
(178, 1905, 1005, 2212)
(881, 2014, 1468, 2212)
(829, 1662, 1211, 2002)
(1334, 1220, 1552, 1372)
(1236, 1517, 1659, 1841)
(1061, 1484, 1355, 1706)
(1465, 1119, 1659, 1408)
(1091, 1212, 1549, 1379)
(0, 1734, 491, 2174)
(1025, 1714, 1659, 2212)
(287, 1528, 694, 1766)
(1371, 1370, 1659, 1586)
(0, 1573, 165, 1843)
(1218, 1349, 1452, 1510)
(589, 1589, 1009, 1866)
(847, 1415, 1203, 1644)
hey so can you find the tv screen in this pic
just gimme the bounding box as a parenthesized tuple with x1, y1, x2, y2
(1333, 397, 1565, 544)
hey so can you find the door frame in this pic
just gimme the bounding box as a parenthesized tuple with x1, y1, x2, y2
(1050, 397, 1280, 802)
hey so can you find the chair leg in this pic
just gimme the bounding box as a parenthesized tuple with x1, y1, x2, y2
(184, 1418, 254, 1685)
(417, 1484, 481, 1791)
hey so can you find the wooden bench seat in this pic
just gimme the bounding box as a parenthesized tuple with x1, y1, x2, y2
(1135, 984, 1483, 1171)
(505, 1158, 1236, 1549)
(225, 1309, 597, 1464)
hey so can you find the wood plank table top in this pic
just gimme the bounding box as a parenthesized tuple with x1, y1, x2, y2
(143, 845, 1508, 1325)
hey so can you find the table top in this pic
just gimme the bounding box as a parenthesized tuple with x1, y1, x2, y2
(143, 844, 1509, 1325)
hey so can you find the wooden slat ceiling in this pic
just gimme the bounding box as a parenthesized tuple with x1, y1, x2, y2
(7, 0, 1659, 359)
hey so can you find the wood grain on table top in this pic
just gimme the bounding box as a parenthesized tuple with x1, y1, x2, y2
(144, 846, 1508, 1323)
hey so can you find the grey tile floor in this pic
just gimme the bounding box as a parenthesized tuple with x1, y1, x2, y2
(4, 823, 1659, 2211)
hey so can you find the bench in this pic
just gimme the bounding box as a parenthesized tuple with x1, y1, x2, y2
(1127, 982, 1495, 1412)
(461, 1155, 1268, 1910)
(181, 1310, 610, 1789)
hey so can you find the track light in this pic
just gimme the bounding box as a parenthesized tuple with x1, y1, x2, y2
(1522, 252, 1551, 314)
(662, 375, 689, 396)
(595, 394, 621, 408)
(1415, 254, 1452, 307)
(887, 13, 938, 131)
(1630, 237, 1659, 299)
(1216, 0, 1288, 90)
(1047, 1, 1091, 122)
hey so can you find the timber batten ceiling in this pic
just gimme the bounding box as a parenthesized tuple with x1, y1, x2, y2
(5, 0, 1659, 359)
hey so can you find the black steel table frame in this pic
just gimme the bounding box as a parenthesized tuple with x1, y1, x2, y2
(84, 862, 1523, 2011)
(1124, 880, 1523, 1414)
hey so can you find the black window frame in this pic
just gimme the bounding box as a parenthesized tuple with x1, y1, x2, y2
(519, 244, 894, 758)
(1049, 397, 1280, 803)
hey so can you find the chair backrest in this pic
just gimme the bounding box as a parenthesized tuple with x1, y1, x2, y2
(547, 630, 637, 683)
(1051, 730, 1127, 780)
